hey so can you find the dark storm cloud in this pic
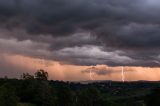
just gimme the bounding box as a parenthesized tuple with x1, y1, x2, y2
(0, 0, 110, 36)
(98, 23, 160, 49)
(0, 0, 160, 66)
(0, 0, 160, 48)
(81, 66, 117, 76)
(81, 66, 134, 76)
(0, 0, 144, 36)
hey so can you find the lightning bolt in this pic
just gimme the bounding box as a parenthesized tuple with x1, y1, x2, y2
(90, 66, 94, 80)
(121, 66, 125, 82)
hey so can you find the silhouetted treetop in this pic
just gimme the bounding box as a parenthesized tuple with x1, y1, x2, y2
(21, 73, 34, 80)
(34, 69, 48, 80)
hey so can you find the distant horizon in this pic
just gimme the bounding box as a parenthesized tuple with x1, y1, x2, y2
(1, 75, 160, 83)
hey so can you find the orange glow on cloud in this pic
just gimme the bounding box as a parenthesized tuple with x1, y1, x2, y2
(1, 54, 160, 81)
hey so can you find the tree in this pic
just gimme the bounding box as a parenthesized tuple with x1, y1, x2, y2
(77, 87, 102, 106)
(0, 84, 19, 106)
(56, 86, 74, 106)
(20, 70, 55, 106)
(145, 88, 160, 106)
(19, 77, 37, 103)
(34, 69, 48, 80)
(21, 73, 34, 80)
(34, 81, 55, 106)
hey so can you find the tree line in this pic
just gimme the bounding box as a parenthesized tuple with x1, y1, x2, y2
(0, 69, 160, 106)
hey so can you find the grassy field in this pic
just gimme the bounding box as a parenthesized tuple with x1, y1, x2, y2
(18, 103, 36, 106)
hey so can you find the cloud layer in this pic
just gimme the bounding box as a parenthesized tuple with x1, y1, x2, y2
(0, 0, 160, 66)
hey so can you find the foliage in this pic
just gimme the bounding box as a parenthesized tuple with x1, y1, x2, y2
(0, 84, 19, 106)
(56, 86, 74, 106)
(0, 69, 159, 106)
(21, 73, 34, 80)
(145, 88, 160, 106)
(34, 69, 48, 80)
(18, 103, 36, 106)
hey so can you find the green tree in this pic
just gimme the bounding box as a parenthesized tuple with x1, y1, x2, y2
(145, 88, 160, 106)
(0, 84, 19, 106)
(77, 87, 102, 106)
(20, 70, 55, 106)
(34, 81, 55, 106)
(19, 77, 37, 103)
(56, 86, 74, 106)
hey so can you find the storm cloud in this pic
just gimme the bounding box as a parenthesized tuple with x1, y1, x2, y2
(0, 0, 160, 66)
(81, 65, 119, 76)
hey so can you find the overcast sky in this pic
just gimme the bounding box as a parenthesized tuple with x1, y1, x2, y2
(0, 0, 160, 80)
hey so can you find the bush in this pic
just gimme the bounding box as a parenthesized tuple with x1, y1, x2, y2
(0, 84, 19, 106)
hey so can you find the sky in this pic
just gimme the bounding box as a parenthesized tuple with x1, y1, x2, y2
(0, 0, 160, 81)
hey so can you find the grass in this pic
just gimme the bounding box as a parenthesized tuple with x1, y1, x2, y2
(18, 103, 36, 106)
